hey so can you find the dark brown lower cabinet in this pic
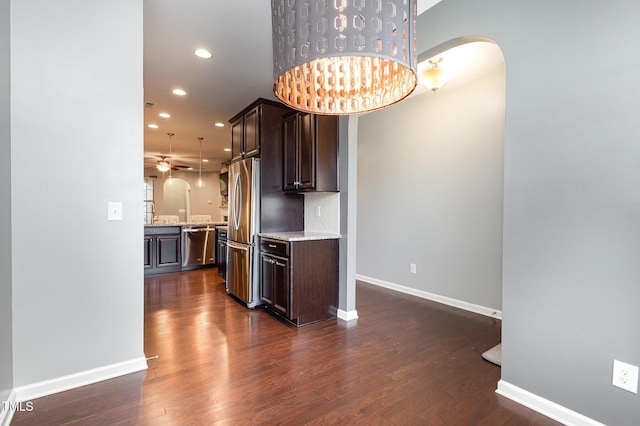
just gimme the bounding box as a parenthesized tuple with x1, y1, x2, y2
(260, 237, 338, 326)
(144, 226, 181, 275)
(260, 252, 289, 316)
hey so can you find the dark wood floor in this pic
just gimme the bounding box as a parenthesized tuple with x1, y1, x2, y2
(12, 268, 559, 425)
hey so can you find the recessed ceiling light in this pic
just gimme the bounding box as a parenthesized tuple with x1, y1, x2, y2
(194, 48, 213, 59)
(159, 112, 171, 118)
(214, 122, 225, 128)
(202, 159, 209, 163)
(148, 124, 159, 129)
(172, 88, 186, 96)
(223, 148, 231, 152)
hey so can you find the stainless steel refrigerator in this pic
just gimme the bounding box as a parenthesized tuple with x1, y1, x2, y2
(226, 157, 261, 307)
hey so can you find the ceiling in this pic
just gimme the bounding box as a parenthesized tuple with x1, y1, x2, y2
(144, 0, 509, 174)
(143, 1, 276, 173)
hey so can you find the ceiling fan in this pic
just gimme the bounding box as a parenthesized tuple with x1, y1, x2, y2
(155, 155, 189, 172)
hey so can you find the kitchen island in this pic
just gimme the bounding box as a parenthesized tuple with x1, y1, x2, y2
(144, 222, 227, 276)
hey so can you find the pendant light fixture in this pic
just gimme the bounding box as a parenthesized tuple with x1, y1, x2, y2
(195, 137, 205, 188)
(166, 132, 174, 184)
(421, 57, 454, 93)
(271, 0, 418, 115)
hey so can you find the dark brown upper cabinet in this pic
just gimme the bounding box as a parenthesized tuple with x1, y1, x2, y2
(228, 98, 305, 233)
(230, 102, 262, 162)
(283, 112, 339, 192)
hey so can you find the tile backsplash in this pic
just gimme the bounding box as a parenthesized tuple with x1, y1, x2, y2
(304, 192, 340, 234)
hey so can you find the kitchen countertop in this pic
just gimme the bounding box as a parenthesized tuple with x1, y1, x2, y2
(258, 231, 341, 242)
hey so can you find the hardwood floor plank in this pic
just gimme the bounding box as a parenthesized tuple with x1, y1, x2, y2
(12, 269, 560, 425)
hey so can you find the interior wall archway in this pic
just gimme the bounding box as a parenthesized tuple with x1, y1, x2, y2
(163, 178, 191, 222)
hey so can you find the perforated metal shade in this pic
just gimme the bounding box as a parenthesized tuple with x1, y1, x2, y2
(272, 0, 417, 115)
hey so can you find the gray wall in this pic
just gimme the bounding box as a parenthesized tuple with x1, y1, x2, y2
(417, 1, 640, 424)
(0, 0, 14, 406)
(357, 64, 505, 311)
(11, 0, 145, 386)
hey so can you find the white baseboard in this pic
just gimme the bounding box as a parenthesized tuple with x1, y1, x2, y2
(497, 380, 605, 426)
(337, 309, 359, 321)
(0, 389, 17, 426)
(14, 356, 148, 402)
(356, 274, 502, 320)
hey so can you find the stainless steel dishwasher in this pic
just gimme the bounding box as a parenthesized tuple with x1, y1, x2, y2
(181, 225, 215, 270)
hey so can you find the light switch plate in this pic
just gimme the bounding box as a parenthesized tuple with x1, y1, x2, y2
(108, 202, 123, 221)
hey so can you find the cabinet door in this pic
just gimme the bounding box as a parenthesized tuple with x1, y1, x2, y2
(297, 112, 315, 190)
(216, 240, 223, 267)
(243, 106, 260, 158)
(144, 236, 153, 269)
(157, 235, 181, 267)
(283, 113, 298, 191)
(231, 116, 244, 162)
(272, 257, 289, 316)
(260, 253, 275, 306)
(217, 241, 227, 279)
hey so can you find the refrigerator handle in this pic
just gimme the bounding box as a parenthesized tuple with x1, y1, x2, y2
(227, 240, 249, 251)
(232, 172, 242, 231)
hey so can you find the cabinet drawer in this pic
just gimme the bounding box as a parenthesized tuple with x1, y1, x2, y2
(260, 238, 288, 257)
(144, 226, 181, 236)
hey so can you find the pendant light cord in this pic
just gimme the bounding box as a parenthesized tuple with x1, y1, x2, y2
(167, 132, 174, 180)
(197, 137, 204, 188)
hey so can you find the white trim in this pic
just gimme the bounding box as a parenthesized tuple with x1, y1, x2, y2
(0, 389, 17, 426)
(497, 380, 605, 426)
(356, 274, 502, 320)
(496, 380, 606, 426)
(337, 309, 359, 321)
(14, 357, 147, 402)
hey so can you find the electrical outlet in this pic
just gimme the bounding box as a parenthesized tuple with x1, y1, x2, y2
(410, 263, 417, 274)
(612, 359, 639, 393)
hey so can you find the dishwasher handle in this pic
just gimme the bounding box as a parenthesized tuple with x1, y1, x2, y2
(182, 228, 213, 233)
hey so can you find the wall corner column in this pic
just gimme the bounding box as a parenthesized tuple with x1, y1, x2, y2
(337, 115, 359, 321)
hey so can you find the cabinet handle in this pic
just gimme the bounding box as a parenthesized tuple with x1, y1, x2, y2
(268, 244, 277, 248)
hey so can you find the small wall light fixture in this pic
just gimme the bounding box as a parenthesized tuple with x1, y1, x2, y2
(421, 57, 454, 93)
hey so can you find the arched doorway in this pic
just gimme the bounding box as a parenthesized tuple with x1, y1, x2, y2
(163, 177, 192, 223)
